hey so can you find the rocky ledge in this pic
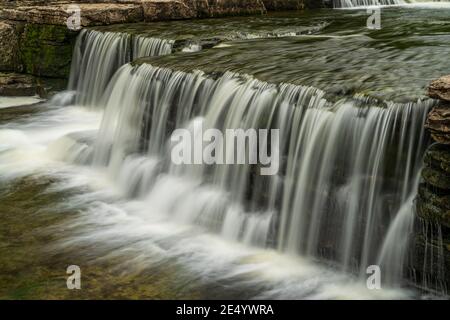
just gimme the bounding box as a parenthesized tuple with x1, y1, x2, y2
(0, 0, 314, 80)
(414, 74, 450, 294)
(0, 0, 309, 26)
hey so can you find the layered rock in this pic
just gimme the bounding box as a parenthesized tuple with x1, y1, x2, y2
(0, 21, 19, 71)
(261, 0, 305, 10)
(0, 0, 310, 81)
(414, 75, 450, 293)
(0, 0, 272, 26)
(0, 72, 38, 96)
(428, 75, 450, 102)
(0, 20, 77, 78)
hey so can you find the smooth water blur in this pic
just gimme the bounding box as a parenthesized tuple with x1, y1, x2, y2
(0, 101, 414, 299)
(137, 7, 450, 102)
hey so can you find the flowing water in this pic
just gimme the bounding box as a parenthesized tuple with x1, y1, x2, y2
(1, 4, 450, 299)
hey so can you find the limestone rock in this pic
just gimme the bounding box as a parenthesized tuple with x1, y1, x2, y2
(428, 75, 450, 102)
(0, 3, 144, 26)
(424, 143, 450, 174)
(202, 0, 267, 17)
(425, 106, 450, 144)
(0, 72, 37, 95)
(19, 23, 77, 78)
(141, 0, 197, 21)
(0, 21, 19, 71)
(417, 183, 450, 227)
(262, 0, 304, 10)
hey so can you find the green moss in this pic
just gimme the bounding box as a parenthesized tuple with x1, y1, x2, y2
(19, 24, 78, 78)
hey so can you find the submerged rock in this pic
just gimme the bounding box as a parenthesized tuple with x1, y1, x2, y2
(429, 75, 450, 102)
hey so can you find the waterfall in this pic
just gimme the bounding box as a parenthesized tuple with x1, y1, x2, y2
(63, 62, 433, 285)
(68, 29, 174, 107)
(132, 35, 174, 60)
(333, 0, 405, 7)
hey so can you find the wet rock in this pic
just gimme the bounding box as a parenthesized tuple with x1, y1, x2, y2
(417, 183, 450, 228)
(421, 167, 450, 191)
(18, 23, 77, 78)
(423, 143, 450, 174)
(0, 72, 37, 96)
(262, 0, 305, 10)
(429, 75, 450, 102)
(425, 105, 450, 145)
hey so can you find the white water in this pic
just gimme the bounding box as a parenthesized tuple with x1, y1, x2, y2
(50, 63, 430, 290)
(68, 29, 174, 107)
(0, 100, 413, 299)
(0, 11, 443, 297)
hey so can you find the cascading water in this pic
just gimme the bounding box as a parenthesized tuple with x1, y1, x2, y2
(68, 29, 174, 107)
(63, 62, 433, 285)
(3, 7, 449, 299)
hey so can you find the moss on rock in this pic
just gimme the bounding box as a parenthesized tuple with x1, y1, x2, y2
(19, 23, 77, 78)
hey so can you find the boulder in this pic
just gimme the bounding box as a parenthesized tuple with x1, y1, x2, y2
(428, 75, 450, 102)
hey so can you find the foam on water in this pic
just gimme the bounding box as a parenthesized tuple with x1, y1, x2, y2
(0, 99, 415, 299)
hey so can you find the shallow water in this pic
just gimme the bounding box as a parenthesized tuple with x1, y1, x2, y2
(134, 7, 450, 102)
(0, 101, 418, 299)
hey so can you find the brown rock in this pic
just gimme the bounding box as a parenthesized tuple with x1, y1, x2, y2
(425, 106, 450, 144)
(141, 0, 197, 21)
(0, 3, 144, 26)
(428, 75, 450, 102)
(0, 72, 37, 96)
(262, 0, 304, 10)
(141, 0, 266, 21)
(0, 21, 20, 72)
